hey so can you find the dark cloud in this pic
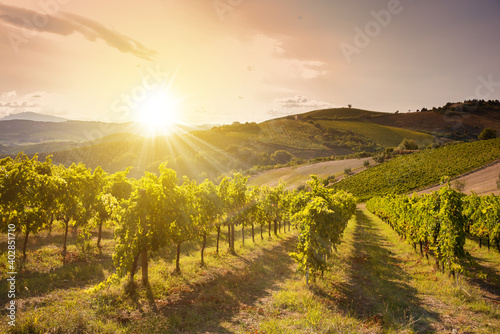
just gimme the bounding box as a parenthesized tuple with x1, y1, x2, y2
(0, 3, 156, 60)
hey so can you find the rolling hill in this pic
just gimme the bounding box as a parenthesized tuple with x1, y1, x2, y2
(0, 111, 67, 122)
(2, 100, 499, 182)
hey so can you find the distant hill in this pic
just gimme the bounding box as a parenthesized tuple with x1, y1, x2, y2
(0, 112, 67, 122)
(0, 119, 214, 152)
(298, 107, 386, 119)
(298, 101, 500, 141)
(3, 100, 500, 182)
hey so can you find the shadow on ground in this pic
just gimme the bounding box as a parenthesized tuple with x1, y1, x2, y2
(313, 210, 441, 333)
(153, 236, 297, 333)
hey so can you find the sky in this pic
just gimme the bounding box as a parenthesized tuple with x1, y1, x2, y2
(1, 0, 500, 125)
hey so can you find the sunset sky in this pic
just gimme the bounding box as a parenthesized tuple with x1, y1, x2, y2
(1, 0, 500, 125)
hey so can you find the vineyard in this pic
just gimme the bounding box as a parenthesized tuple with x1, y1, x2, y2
(332, 138, 500, 201)
(367, 184, 500, 273)
(0, 153, 357, 332)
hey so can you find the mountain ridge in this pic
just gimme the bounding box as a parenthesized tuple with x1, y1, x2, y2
(0, 111, 68, 123)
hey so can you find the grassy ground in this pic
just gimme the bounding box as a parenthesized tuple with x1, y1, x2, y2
(317, 120, 434, 148)
(2, 209, 499, 333)
(244, 208, 500, 333)
(0, 224, 298, 333)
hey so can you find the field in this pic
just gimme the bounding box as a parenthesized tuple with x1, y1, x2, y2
(316, 120, 434, 148)
(248, 157, 376, 189)
(332, 138, 500, 201)
(2, 207, 499, 333)
(417, 159, 500, 196)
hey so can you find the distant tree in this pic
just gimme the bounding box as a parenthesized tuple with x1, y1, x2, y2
(398, 138, 418, 150)
(453, 179, 466, 192)
(395, 110, 399, 114)
(271, 150, 294, 164)
(478, 128, 497, 140)
(348, 104, 352, 109)
(344, 168, 351, 175)
(363, 160, 370, 168)
(373, 154, 385, 163)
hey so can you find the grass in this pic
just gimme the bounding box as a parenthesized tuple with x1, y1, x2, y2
(251, 208, 500, 333)
(0, 224, 298, 333)
(332, 138, 500, 201)
(2, 208, 499, 333)
(317, 120, 434, 147)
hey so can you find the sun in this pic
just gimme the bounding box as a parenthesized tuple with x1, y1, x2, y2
(135, 87, 181, 135)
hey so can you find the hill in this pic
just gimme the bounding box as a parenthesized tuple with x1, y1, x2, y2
(248, 157, 376, 189)
(416, 159, 500, 196)
(366, 100, 500, 140)
(0, 111, 67, 122)
(3, 100, 500, 181)
(296, 101, 500, 141)
(330, 138, 500, 201)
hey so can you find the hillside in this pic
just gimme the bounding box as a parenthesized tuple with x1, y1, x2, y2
(0, 111, 67, 122)
(3, 100, 500, 181)
(416, 159, 500, 196)
(248, 157, 376, 189)
(300, 101, 500, 140)
(364, 100, 500, 139)
(330, 138, 500, 201)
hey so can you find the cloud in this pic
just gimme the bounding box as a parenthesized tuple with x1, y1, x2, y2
(268, 95, 335, 116)
(1, 91, 16, 99)
(0, 91, 70, 118)
(0, 3, 156, 60)
(275, 95, 334, 109)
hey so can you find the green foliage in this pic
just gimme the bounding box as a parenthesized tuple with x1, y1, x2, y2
(398, 138, 418, 150)
(367, 186, 472, 273)
(290, 176, 356, 281)
(462, 193, 500, 247)
(366, 185, 500, 271)
(478, 128, 497, 140)
(333, 138, 500, 202)
(271, 150, 294, 164)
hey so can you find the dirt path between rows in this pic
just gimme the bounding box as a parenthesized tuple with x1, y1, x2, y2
(417, 159, 500, 195)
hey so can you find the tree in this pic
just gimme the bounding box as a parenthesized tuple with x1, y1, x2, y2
(271, 150, 294, 165)
(399, 138, 418, 150)
(452, 179, 466, 193)
(478, 128, 497, 140)
(55, 163, 93, 262)
(0, 154, 57, 262)
(185, 179, 221, 267)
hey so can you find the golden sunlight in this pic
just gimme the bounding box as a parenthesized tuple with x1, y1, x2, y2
(137, 88, 179, 126)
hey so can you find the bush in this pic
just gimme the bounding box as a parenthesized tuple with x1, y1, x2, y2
(478, 128, 497, 140)
(363, 160, 370, 168)
(398, 138, 418, 150)
(453, 179, 466, 192)
(271, 150, 294, 164)
(344, 168, 351, 175)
